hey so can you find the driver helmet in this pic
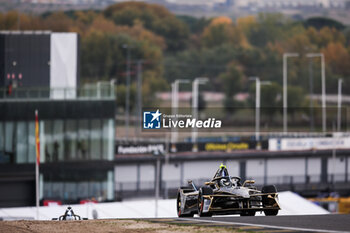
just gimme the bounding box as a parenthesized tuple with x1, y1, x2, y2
(65, 207, 74, 220)
(219, 163, 229, 177)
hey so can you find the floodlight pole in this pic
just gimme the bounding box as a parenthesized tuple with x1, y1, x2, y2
(309, 59, 315, 132)
(283, 53, 299, 134)
(191, 77, 208, 151)
(337, 79, 343, 132)
(249, 77, 271, 142)
(153, 150, 163, 218)
(155, 156, 160, 217)
(123, 44, 131, 139)
(306, 53, 326, 132)
(171, 79, 189, 151)
(137, 60, 143, 134)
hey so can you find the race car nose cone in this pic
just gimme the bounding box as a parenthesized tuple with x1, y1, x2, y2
(233, 188, 250, 198)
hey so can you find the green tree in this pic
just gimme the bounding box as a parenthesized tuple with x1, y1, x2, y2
(249, 82, 281, 121)
(287, 85, 306, 118)
(304, 17, 345, 31)
(247, 13, 286, 47)
(163, 44, 239, 89)
(176, 15, 211, 34)
(219, 63, 246, 113)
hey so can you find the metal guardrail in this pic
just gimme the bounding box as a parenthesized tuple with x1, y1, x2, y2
(115, 174, 350, 199)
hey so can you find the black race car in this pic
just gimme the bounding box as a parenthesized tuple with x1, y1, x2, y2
(177, 164, 280, 217)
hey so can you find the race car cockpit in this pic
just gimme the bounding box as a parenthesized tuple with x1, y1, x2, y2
(212, 164, 242, 188)
(51, 206, 88, 221)
(213, 163, 229, 179)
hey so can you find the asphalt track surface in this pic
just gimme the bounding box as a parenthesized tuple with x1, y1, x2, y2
(148, 214, 350, 233)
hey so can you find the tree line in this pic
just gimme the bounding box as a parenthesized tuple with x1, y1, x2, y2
(1, 2, 350, 113)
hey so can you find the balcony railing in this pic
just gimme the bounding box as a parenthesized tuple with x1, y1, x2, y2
(0, 83, 115, 101)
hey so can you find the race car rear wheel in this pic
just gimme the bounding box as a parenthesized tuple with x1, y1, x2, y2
(177, 191, 194, 217)
(197, 187, 213, 217)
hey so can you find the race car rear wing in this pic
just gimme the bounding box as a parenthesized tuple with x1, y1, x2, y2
(203, 192, 278, 198)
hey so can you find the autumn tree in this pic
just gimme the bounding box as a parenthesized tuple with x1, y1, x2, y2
(104, 2, 189, 51)
(42, 12, 74, 32)
(306, 26, 346, 49)
(0, 11, 20, 30)
(201, 16, 250, 49)
(322, 42, 350, 77)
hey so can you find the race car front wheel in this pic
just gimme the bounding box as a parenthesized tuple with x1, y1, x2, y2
(197, 187, 213, 217)
(240, 210, 256, 216)
(177, 191, 194, 217)
(262, 185, 279, 216)
(264, 209, 279, 216)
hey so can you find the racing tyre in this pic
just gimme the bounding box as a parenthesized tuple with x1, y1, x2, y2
(264, 209, 279, 216)
(240, 211, 256, 216)
(197, 187, 213, 217)
(262, 185, 277, 194)
(262, 185, 279, 216)
(177, 191, 194, 217)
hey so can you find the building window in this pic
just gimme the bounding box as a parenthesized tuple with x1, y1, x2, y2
(65, 120, 77, 161)
(0, 122, 6, 163)
(53, 120, 64, 161)
(78, 120, 89, 160)
(28, 121, 36, 163)
(90, 119, 102, 160)
(102, 119, 114, 160)
(0, 117, 114, 164)
(43, 170, 112, 202)
(5, 122, 14, 158)
(16, 121, 28, 163)
(43, 120, 53, 162)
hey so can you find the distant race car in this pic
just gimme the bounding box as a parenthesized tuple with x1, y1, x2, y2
(177, 164, 281, 217)
(52, 206, 88, 220)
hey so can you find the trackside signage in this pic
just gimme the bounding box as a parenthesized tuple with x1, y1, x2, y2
(269, 137, 350, 151)
(115, 141, 269, 156)
(117, 144, 165, 154)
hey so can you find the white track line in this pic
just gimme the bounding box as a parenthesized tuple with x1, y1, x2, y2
(180, 218, 350, 233)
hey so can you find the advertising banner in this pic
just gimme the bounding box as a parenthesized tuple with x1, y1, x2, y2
(115, 140, 268, 156)
(116, 143, 165, 155)
(268, 137, 350, 151)
(173, 141, 264, 152)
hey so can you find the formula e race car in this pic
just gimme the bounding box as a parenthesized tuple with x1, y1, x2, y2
(177, 164, 280, 217)
(52, 207, 88, 220)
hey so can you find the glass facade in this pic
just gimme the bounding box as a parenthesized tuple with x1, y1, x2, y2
(43, 170, 114, 202)
(0, 85, 116, 205)
(0, 118, 115, 202)
(0, 118, 114, 163)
